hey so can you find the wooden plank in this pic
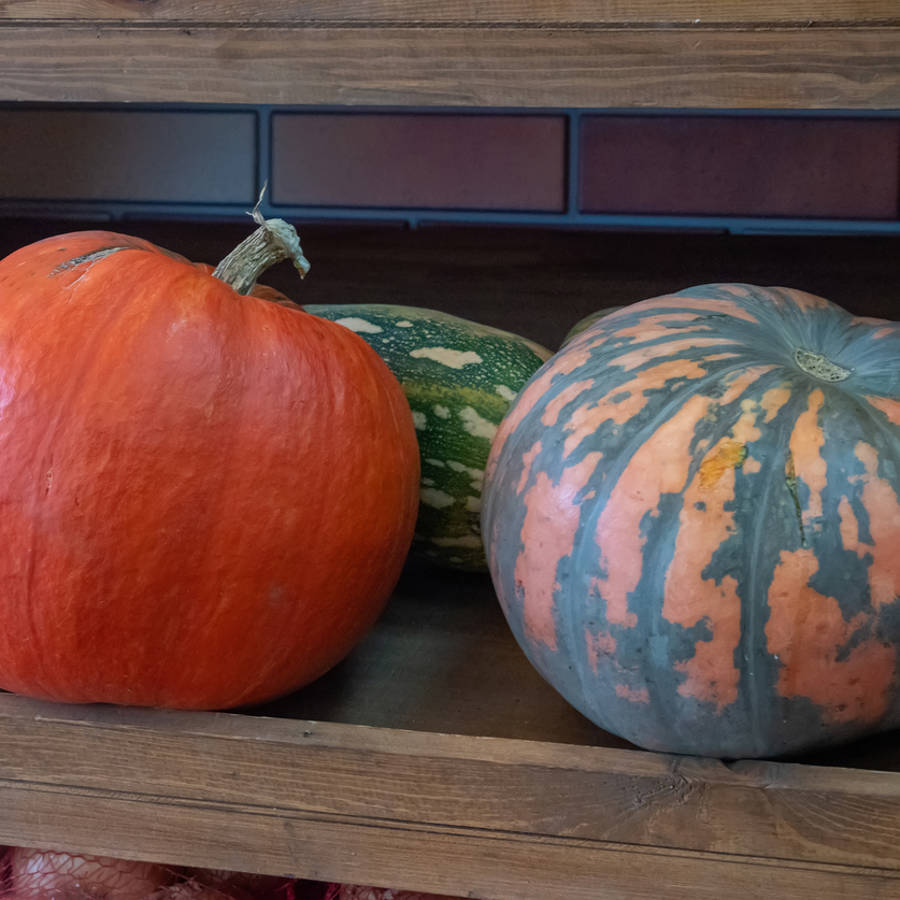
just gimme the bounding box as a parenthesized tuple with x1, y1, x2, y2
(4, 780, 900, 900)
(0, 24, 898, 108)
(2, 693, 900, 875)
(1, 1, 899, 27)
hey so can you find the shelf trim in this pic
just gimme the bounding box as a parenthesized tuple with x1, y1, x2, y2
(2, 692, 900, 893)
(1, 23, 899, 108)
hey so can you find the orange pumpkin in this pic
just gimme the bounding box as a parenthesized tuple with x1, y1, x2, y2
(0, 218, 419, 709)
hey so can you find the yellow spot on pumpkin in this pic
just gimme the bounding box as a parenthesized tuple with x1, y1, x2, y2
(698, 440, 747, 488)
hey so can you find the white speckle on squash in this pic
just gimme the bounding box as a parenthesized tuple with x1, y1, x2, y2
(422, 477, 435, 486)
(411, 411, 427, 430)
(459, 406, 498, 441)
(424, 458, 446, 468)
(396, 320, 414, 327)
(495, 384, 518, 402)
(335, 317, 384, 334)
(420, 488, 456, 509)
(465, 496, 482, 513)
(447, 460, 482, 479)
(433, 405, 451, 419)
(446, 459, 485, 493)
(410, 347, 483, 369)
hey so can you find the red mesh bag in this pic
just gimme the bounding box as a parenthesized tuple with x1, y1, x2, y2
(0, 846, 328, 900)
(324, 885, 466, 900)
(0, 847, 469, 900)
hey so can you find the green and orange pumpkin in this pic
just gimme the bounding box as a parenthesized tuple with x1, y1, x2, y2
(482, 284, 899, 758)
(0, 219, 420, 710)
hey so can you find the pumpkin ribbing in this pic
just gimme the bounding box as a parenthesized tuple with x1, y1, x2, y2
(483, 284, 899, 758)
(0, 226, 419, 710)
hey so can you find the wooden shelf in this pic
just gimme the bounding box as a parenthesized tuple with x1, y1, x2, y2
(2, 564, 900, 899)
(0, 6, 898, 895)
(0, 218, 898, 895)
(1, 2, 899, 107)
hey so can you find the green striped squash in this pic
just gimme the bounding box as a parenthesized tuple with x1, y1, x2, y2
(305, 303, 552, 571)
(562, 306, 624, 346)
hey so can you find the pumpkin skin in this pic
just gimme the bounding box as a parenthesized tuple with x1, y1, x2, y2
(482, 284, 899, 758)
(304, 302, 552, 572)
(561, 306, 624, 346)
(0, 229, 420, 710)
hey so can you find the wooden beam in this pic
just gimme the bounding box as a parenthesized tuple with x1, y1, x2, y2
(0, 22, 897, 108)
(2, 1, 899, 26)
(6, 778, 900, 899)
(2, 694, 900, 883)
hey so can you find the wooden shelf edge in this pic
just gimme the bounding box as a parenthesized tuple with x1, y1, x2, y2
(4, 780, 900, 900)
(1, 24, 899, 108)
(2, 692, 900, 895)
(5, 692, 900, 792)
(3, 1, 900, 27)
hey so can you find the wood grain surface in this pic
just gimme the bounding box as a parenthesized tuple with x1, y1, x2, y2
(0, 6, 898, 107)
(253, 562, 615, 746)
(2, 692, 900, 896)
(4, 780, 900, 899)
(2, 1, 899, 25)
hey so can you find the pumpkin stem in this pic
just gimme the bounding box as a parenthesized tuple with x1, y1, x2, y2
(793, 348, 851, 383)
(212, 188, 310, 295)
